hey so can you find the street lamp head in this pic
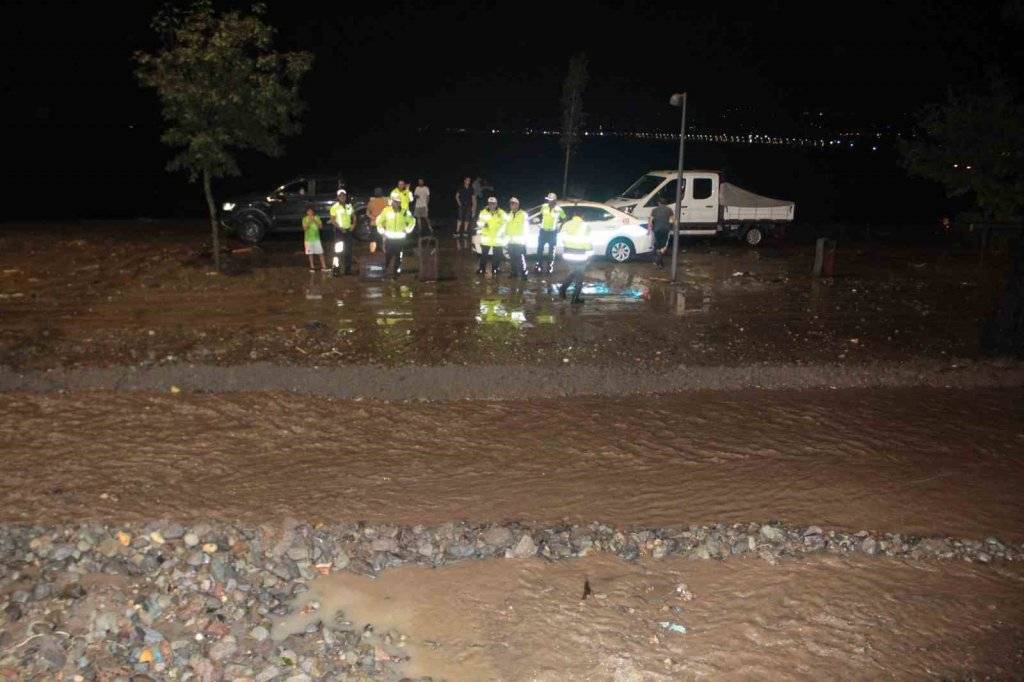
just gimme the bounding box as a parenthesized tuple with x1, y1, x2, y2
(670, 92, 687, 107)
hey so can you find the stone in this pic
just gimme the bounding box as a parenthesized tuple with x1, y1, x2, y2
(249, 626, 270, 642)
(208, 635, 237, 662)
(860, 537, 878, 555)
(481, 526, 513, 547)
(759, 525, 785, 542)
(184, 532, 200, 547)
(507, 534, 537, 559)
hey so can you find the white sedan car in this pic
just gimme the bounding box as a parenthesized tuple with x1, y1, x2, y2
(472, 200, 653, 262)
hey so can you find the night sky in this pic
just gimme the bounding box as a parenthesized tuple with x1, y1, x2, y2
(1, 0, 1018, 219)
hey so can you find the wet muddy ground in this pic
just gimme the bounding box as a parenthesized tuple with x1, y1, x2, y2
(2, 387, 1022, 543)
(0, 220, 1013, 369)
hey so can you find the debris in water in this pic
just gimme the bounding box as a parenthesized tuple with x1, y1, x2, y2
(582, 578, 593, 600)
(658, 620, 687, 634)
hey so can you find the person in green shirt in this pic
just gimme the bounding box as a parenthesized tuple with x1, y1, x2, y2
(302, 206, 326, 272)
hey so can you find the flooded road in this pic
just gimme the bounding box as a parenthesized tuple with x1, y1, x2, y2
(0, 221, 1012, 369)
(271, 553, 1024, 680)
(2, 387, 1021, 541)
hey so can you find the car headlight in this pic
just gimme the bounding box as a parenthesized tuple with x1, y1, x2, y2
(222, 202, 235, 211)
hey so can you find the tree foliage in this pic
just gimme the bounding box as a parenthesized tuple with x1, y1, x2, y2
(901, 83, 1024, 222)
(135, 1, 313, 267)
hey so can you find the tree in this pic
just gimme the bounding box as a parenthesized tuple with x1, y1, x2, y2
(901, 82, 1024, 357)
(560, 53, 588, 198)
(901, 85, 1024, 222)
(135, 1, 313, 270)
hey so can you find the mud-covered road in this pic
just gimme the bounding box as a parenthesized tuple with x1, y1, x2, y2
(0, 221, 1013, 369)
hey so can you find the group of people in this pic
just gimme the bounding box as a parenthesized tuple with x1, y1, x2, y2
(298, 178, 595, 303)
(473, 192, 592, 302)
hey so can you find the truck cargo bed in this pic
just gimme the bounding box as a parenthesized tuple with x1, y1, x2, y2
(720, 182, 795, 222)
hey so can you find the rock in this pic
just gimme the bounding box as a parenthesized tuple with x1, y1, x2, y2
(861, 537, 878, 555)
(481, 526, 513, 547)
(249, 626, 270, 642)
(759, 525, 785, 542)
(507, 534, 537, 559)
(52, 544, 76, 561)
(184, 532, 200, 547)
(256, 666, 282, 682)
(370, 538, 398, 553)
(208, 635, 237, 662)
(97, 537, 123, 558)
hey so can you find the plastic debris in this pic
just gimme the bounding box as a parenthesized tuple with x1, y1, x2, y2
(658, 621, 687, 634)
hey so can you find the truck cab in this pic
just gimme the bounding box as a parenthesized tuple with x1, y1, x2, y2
(607, 171, 720, 230)
(606, 170, 794, 247)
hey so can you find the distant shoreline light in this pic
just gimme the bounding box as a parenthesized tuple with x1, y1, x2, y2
(439, 127, 899, 150)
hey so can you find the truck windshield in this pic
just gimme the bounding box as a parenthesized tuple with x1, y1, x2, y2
(618, 174, 664, 200)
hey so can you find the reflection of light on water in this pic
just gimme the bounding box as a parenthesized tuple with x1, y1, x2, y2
(477, 299, 525, 325)
(363, 286, 384, 300)
(536, 314, 555, 324)
(581, 282, 649, 300)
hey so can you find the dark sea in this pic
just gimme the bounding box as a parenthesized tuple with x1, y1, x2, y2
(14, 126, 957, 228)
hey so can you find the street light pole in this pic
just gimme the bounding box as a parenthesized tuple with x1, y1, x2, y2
(669, 92, 687, 283)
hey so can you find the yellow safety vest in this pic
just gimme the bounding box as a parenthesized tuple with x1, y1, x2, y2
(477, 208, 508, 247)
(541, 204, 566, 231)
(505, 210, 528, 245)
(389, 188, 413, 211)
(560, 217, 591, 261)
(329, 202, 354, 230)
(376, 206, 415, 240)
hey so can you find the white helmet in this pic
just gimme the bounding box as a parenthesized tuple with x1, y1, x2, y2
(545, 192, 557, 202)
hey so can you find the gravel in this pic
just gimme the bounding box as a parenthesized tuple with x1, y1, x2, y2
(1, 519, 1020, 679)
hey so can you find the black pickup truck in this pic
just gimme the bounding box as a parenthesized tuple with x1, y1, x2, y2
(220, 175, 371, 243)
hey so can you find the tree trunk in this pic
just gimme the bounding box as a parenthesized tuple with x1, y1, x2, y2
(983, 232, 1024, 358)
(562, 144, 571, 198)
(203, 169, 220, 271)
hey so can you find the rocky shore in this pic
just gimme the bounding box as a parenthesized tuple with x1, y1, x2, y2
(2, 519, 1020, 680)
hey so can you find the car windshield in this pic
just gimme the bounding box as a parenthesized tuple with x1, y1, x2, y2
(274, 180, 307, 195)
(618, 174, 664, 200)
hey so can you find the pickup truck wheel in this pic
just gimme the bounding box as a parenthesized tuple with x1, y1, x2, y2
(237, 213, 268, 244)
(743, 225, 764, 247)
(607, 237, 634, 262)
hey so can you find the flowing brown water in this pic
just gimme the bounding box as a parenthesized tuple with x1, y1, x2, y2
(269, 553, 1024, 680)
(1, 387, 1021, 541)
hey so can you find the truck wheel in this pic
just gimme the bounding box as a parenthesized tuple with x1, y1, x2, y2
(607, 237, 634, 262)
(237, 213, 268, 244)
(743, 225, 764, 247)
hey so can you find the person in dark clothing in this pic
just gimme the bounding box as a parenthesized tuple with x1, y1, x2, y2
(455, 177, 476, 239)
(649, 198, 675, 268)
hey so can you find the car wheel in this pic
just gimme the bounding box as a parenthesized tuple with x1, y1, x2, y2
(606, 237, 634, 262)
(237, 213, 268, 244)
(743, 225, 764, 247)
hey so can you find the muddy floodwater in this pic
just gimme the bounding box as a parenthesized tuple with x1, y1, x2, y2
(2, 387, 1022, 542)
(0, 221, 1014, 369)
(270, 553, 1024, 680)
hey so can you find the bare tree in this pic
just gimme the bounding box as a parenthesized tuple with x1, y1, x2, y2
(560, 53, 588, 197)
